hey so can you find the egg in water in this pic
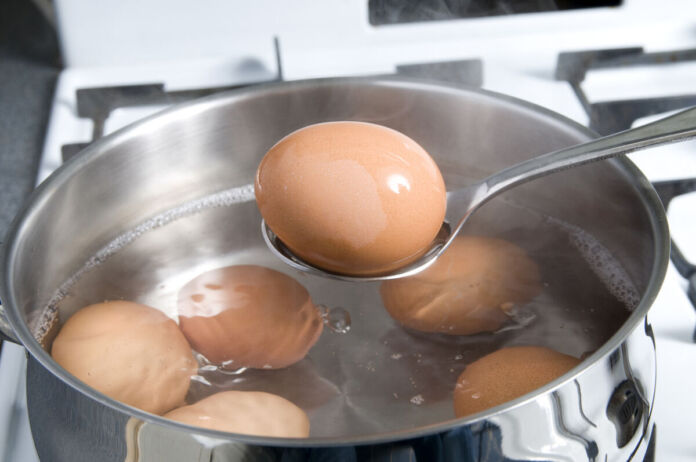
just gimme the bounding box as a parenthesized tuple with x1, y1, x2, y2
(51, 301, 198, 415)
(453, 345, 581, 417)
(380, 236, 542, 335)
(164, 390, 310, 438)
(177, 265, 323, 369)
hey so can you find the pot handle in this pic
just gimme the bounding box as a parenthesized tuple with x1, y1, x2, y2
(0, 298, 20, 344)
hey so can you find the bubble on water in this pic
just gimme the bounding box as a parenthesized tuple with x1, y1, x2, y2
(317, 304, 330, 317)
(496, 305, 537, 333)
(218, 366, 248, 376)
(548, 217, 641, 310)
(33, 184, 256, 339)
(410, 394, 425, 405)
(391, 353, 402, 360)
(323, 306, 352, 334)
(191, 375, 212, 386)
(454, 354, 463, 360)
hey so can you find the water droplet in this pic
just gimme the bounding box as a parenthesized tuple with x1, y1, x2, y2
(391, 353, 402, 360)
(410, 394, 425, 405)
(324, 306, 351, 333)
(471, 392, 481, 399)
(454, 354, 463, 360)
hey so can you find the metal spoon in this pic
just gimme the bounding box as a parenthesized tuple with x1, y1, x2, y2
(263, 106, 696, 282)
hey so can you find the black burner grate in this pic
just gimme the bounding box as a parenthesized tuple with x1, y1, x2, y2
(61, 38, 482, 163)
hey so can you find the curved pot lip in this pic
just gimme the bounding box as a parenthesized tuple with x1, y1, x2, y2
(2, 75, 670, 447)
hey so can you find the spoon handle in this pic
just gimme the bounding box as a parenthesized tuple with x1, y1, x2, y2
(483, 106, 696, 201)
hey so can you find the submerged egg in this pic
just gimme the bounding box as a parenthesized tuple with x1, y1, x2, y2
(255, 121, 447, 276)
(177, 265, 323, 369)
(453, 345, 581, 417)
(380, 236, 542, 335)
(164, 391, 310, 438)
(51, 301, 198, 415)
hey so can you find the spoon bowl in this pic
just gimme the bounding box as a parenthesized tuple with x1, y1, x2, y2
(263, 106, 696, 281)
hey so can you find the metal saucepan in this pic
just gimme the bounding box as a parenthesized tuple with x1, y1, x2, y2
(0, 77, 667, 461)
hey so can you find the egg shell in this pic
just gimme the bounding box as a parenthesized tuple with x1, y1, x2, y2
(164, 390, 310, 438)
(380, 236, 542, 335)
(453, 345, 581, 417)
(255, 121, 447, 276)
(177, 265, 323, 369)
(51, 301, 198, 415)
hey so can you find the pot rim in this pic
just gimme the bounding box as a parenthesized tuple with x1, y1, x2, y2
(1, 75, 670, 447)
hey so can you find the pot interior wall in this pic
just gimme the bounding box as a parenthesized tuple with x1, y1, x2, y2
(8, 80, 659, 438)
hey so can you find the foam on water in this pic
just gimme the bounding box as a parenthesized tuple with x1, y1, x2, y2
(548, 217, 641, 310)
(32, 184, 256, 341)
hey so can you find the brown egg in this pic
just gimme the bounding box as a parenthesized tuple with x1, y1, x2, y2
(380, 236, 541, 335)
(51, 301, 198, 415)
(255, 121, 447, 276)
(177, 265, 323, 369)
(164, 391, 310, 438)
(453, 346, 581, 417)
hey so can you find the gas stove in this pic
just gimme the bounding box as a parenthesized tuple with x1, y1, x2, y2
(2, 1, 696, 460)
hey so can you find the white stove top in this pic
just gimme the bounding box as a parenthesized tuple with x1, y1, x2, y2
(2, 1, 696, 460)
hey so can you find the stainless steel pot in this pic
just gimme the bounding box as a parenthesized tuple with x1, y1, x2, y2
(0, 77, 668, 461)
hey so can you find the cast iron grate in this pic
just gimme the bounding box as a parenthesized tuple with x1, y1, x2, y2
(61, 37, 483, 162)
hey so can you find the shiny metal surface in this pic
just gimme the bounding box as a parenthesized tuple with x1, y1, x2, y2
(263, 106, 696, 282)
(0, 77, 669, 460)
(0, 302, 18, 343)
(27, 315, 657, 461)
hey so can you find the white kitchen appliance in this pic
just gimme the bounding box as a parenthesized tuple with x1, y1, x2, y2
(2, 1, 696, 460)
